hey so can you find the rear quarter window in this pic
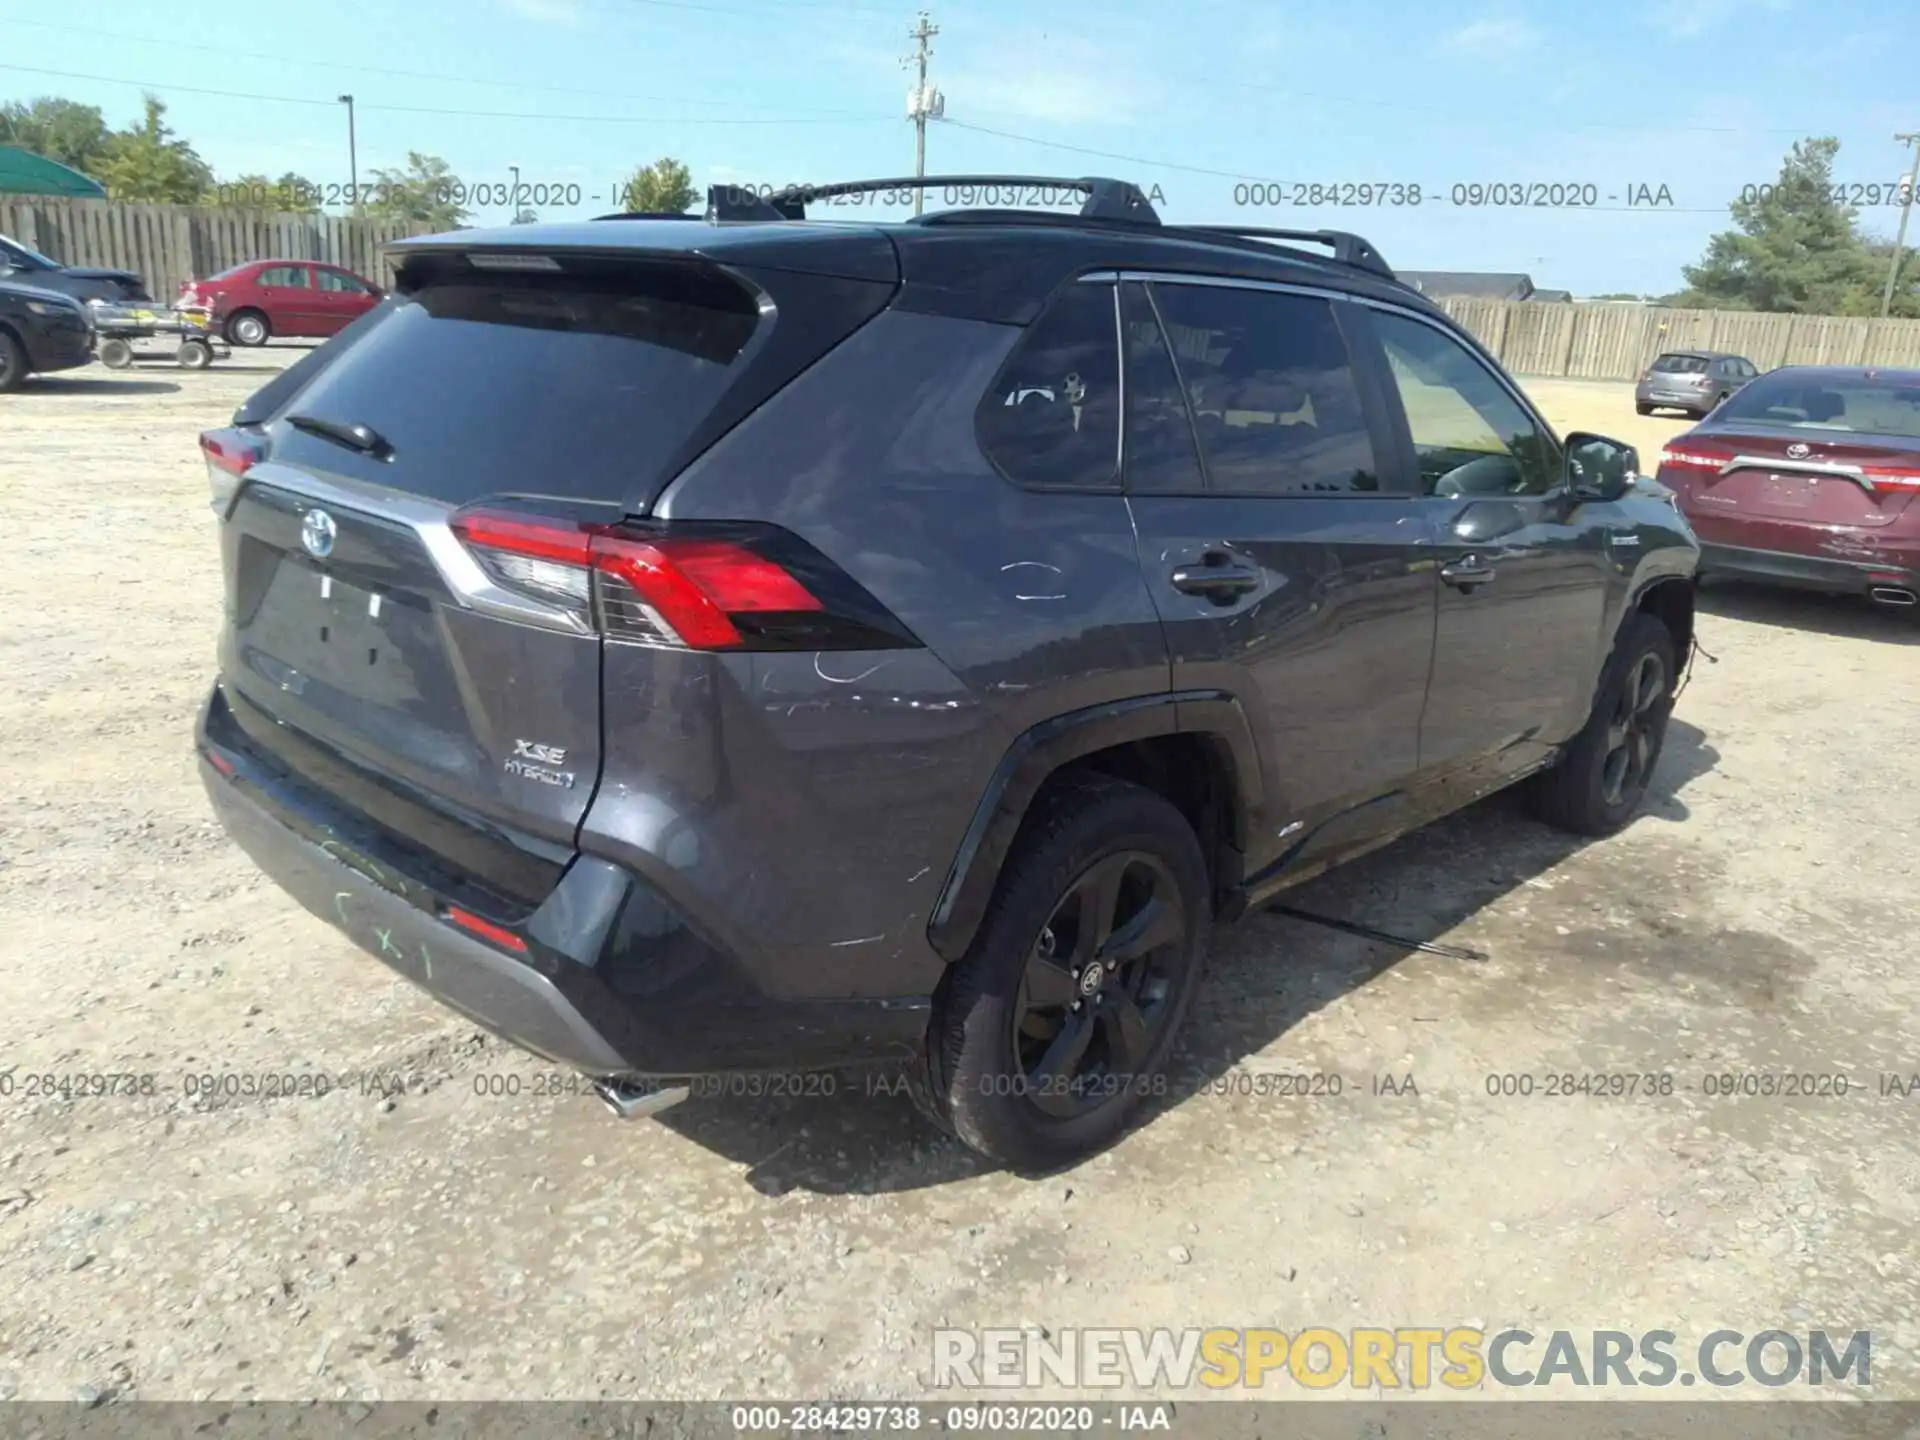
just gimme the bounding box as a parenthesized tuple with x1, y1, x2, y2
(975, 281, 1120, 490)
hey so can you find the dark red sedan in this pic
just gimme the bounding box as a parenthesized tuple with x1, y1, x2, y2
(178, 260, 383, 347)
(1659, 366, 1920, 612)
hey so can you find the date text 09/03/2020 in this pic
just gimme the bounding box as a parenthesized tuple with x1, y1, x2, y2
(1229, 181, 1678, 208)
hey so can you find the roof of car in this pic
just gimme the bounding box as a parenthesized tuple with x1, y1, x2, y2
(1656, 349, 1744, 359)
(391, 211, 1443, 327)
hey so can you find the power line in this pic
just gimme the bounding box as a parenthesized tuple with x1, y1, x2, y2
(615, 0, 901, 15)
(1188, 75, 1827, 137)
(0, 62, 892, 124)
(0, 18, 875, 116)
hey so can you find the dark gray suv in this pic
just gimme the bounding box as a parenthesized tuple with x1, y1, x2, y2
(195, 177, 1699, 1167)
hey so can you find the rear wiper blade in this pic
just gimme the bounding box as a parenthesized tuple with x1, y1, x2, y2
(287, 413, 393, 460)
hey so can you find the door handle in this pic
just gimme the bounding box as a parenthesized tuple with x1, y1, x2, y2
(1170, 559, 1262, 604)
(1440, 556, 1496, 590)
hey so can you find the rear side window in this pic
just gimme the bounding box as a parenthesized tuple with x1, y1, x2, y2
(1652, 353, 1708, 373)
(259, 265, 309, 288)
(1144, 284, 1381, 495)
(267, 259, 761, 506)
(976, 281, 1120, 490)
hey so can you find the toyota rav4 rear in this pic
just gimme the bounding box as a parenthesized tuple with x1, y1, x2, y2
(195, 222, 974, 1093)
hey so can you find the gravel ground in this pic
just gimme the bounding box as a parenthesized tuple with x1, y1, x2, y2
(2, 350, 1918, 1406)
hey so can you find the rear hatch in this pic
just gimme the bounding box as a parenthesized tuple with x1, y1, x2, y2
(1643, 353, 1713, 396)
(205, 225, 898, 905)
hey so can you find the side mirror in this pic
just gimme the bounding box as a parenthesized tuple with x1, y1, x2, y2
(1565, 431, 1639, 503)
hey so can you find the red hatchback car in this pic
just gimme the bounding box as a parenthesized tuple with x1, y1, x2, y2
(1659, 366, 1920, 612)
(179, 260, 383, 347)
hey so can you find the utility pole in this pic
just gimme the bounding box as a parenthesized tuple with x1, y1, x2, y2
(902, 12, 942, 216)
(338, 95, 358, 214)
(1880, 131, 1920, 318)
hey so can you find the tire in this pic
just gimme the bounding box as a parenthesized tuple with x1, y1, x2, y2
(919, 773, 1210, 1170)
(97, 337, 133, 370)
(1525, 612, 1678, 836)
(177, 339, 213, 369)
(1634, 402, 1652, 416)
(226, 310, 270, 347)
(0, 328, 24, 393)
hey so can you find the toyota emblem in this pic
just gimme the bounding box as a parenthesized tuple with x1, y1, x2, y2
(1786, 442, 1812, 459)
(301, 507, 337, 559)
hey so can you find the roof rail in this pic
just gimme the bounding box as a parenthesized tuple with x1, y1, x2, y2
(1176, 226, 1394, 280)
(695, 175, 1159, 224)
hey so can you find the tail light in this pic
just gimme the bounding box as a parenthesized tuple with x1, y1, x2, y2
(1656, 446, 1731, 474)
(1860, 465, 1920, 493)
(200, 427, 264, 515)
(449, 506, 918, 652)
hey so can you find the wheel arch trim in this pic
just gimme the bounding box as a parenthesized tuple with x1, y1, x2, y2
(927, 690, 1265, 964)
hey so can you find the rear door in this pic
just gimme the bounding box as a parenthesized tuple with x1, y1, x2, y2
(1358, 305, 1613, 780)
(256, 263, 321, 336)
(313, 266, 379, 334)
(1119, 276, 1439, 879)
(215, 245, 895, 891)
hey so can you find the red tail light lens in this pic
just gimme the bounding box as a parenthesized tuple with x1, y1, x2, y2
(444, 906, 528, 954)
(201, 428, 264, 515)
(449, 507, 892, 652)
(200, 429, 260, 476)
(1657, 446, 1731, 473)
(1861, 466, 1920, 493)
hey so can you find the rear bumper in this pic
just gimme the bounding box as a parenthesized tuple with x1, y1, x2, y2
(1636, 385, 1710, 409)
(196, 686, 930, 1077)
(1698, 542, 1917, 594)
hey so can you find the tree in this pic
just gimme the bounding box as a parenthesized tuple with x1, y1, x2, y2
(0, 97, 110, 174)
(511, 206, 538, 224)
(92, 95, 213, 203)
(209, 171, 321, 213)
(1673, 138, 1885, 315)
(362, 151, 470, 230)
(620, 156, 697, 214)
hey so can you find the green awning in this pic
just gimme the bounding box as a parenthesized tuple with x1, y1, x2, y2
(0, 147, 107, 197)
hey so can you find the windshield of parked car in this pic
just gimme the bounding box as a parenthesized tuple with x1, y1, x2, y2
(1713, 372, 1920, 437)
(0, 234, 59, 269)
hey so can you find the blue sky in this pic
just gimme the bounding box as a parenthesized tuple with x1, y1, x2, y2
(0, 0, 1913, 293)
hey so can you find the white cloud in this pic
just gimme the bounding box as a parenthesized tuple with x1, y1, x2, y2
(499, 0, 585, 27)
(1441, 16, 1544, 57)
(1645, 0, 1789, 39)
(941, 33, 1162, 127)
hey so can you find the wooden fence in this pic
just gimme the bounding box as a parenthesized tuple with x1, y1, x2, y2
(9, 198, 1920, 379)
(0, 198, 426, 301)
(1438, 298, 1920, 380)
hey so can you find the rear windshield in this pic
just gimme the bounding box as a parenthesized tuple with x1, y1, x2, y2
(1651, 354, 1709, 373)
(1714, 374, 1920, 439)
(266, 258, 761, 506)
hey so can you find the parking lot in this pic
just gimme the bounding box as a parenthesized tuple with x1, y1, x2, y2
(2, 352, 1919, 1404)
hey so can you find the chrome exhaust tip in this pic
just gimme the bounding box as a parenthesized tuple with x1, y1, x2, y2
(1869, 586, 1917, 607)
(594, 1077, 692, 1120)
